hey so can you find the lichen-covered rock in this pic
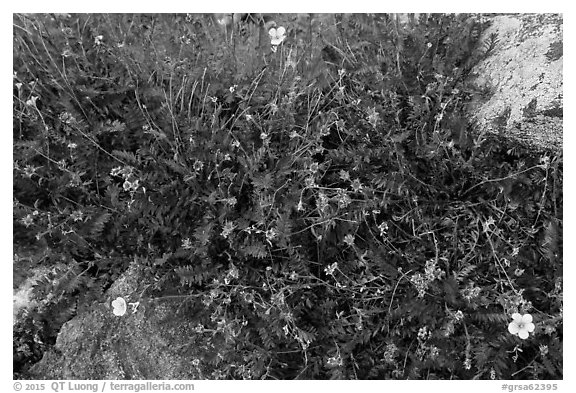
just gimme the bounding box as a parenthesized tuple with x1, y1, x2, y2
(29, 262, 205, 379)
(469, 14, 562, 152)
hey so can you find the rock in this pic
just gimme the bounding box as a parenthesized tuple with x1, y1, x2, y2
(29, 262, 205, 379)
(468, 14, 562, 152)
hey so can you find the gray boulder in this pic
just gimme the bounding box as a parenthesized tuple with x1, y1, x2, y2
(29, 262, 205, 379)
(468, 14, 562, 152)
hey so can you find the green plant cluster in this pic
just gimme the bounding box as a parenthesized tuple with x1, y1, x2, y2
(13, 13, 562, 380)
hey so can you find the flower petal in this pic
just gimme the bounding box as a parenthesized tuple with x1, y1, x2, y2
(276, 26, 286, 36)
(518, 329, 529, 340)
(268, 28, 277, 37)
(525, 322, 535, 333)
(521, 314, 533, 324)
(508, 322, 520, 334)
(511, 313, 522, 323)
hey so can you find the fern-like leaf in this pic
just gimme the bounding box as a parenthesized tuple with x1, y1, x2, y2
(88, 212, 112, 239)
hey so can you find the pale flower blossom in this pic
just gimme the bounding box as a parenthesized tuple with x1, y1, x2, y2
(296, 200, 304, 211)
(351, 178, 363, 192)
(324, 262, 338, 276)
(20, 214, 33, 228)
(70, 210, 84, 222)
(182, 237, 193, 250)
(339, 170, 350, 181)
(221, 221, 235, 239)
(326, 355, 342, 368)
(343, 234, 355, 246)
(25, 96, 39, 107)
(193, 160, 204, 171)
(112, 297, 127, 316)
(269, 26, 286, 45)
(508, 313, 535, 339)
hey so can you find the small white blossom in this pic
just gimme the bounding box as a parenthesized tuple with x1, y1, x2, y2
(221, 221, 235, 239)
(351, 178, 363, 192)
(23, 165, 40, 178)
(111, 297, 127, 316)
(182, 238, 193, 250)
(305, 177, 316, 188)
(324, 262, 338, 276)
(339, 170, 350, 181)
(265, 228, 278, 242)
(269, 26, 286, 46)
(508, 313, 535, 340)
(378, 221, 389, 237)
(343, 234, 355, 246)
(193, 160, 204, 172)
(296, 200, 304, 211)
(20, 214, 34, 228)
(326, 355, 342, 368)
(70, 210, 84, 222)
(26, 97, 39, 108)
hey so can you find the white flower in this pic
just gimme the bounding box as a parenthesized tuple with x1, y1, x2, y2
(326, 355, 342, 368)
(269, 26, 286, 45)
(193, 160, 204, 171)
(182, 237, 193, 250)
(70, 210, 84, 222)
(112, 297, 127, 316)
(339, 170, 350, 181)
(94, 35, 104, 45)
(343, 234, 355, 246)
(305, 177, 316, 188)
(378, 221, 388, 237)
(221, 221, 235, 239)
(351, 178, 363, 192)
(296, 200, 304, 211)
(25, 96, 38, 107)
(324, 262, 338, 276)
(20, 214, 33, 228)
(265, 228, 278, 242)
(508, 313, 535, 339)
